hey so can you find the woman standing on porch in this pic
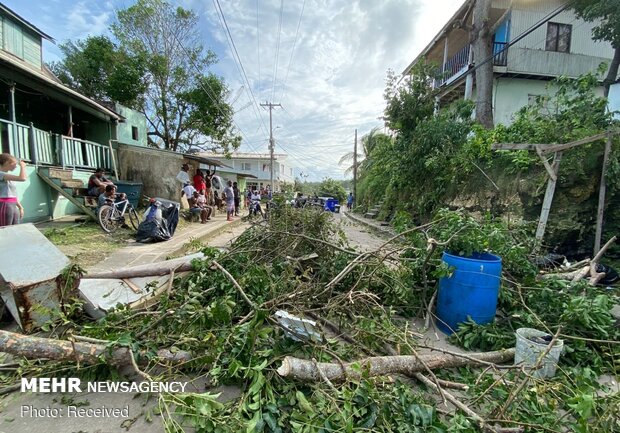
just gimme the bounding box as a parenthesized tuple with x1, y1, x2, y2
(0, 153, 27, 226)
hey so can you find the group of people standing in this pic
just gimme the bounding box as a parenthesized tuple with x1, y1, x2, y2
(177, 163, 241, 223)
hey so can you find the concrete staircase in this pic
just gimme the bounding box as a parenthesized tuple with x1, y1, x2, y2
(364, 201, 384, 219)
(37, 167, 97, 220)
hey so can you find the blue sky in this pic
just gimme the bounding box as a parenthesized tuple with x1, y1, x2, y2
(4, 0, 465, 181)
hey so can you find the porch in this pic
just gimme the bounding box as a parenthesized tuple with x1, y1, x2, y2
(1, 118, 114, 172)
(434, 42, 509, 88)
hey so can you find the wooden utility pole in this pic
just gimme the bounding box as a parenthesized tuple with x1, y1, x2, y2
(594, 133, 613, 254)
(260, 102, 281, 192)
(353, 129, 357, 207)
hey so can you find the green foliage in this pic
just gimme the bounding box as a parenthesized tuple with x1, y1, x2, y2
(112, 0, 240, 152)
(569, 0, 620, 46)
(316, 177, 347, 202)
(50, 36, 147, 107)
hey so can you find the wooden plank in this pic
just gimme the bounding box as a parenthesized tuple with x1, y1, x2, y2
(534, 152, 563, 249)
(540, 132, 609, 154)
(491, 143, 540, 150)
(593, 134, 613, 255)
(535, 146, 556, 181)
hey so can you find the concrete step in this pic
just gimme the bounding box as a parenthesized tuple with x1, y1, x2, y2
(364, 212, 378, 219)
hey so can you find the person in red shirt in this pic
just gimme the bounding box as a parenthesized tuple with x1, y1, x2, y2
(193, 169, 206, 194)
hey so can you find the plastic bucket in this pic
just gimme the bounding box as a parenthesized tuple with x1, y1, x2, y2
(514, 328, 563, 378)
(436, 251, 502, 334)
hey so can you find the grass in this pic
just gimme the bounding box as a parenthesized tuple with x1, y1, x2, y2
(42, 222, 136, 269)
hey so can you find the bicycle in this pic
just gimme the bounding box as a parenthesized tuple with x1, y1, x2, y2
(98, 196, 141, 233)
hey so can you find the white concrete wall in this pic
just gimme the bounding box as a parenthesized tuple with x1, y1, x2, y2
(492, 77, 605, 126)
(609, 83, 620, 120)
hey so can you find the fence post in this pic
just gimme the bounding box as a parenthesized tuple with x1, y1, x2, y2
(28, 122, 37, 165)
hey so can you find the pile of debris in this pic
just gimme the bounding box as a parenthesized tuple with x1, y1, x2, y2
(0, 208, 618, 432)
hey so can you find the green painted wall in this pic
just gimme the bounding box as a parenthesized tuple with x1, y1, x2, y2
(22, 29, 41, 69)
(0, 14, 43, 69)
(12, 166, 95, 222)
(115, 104, 147, 147)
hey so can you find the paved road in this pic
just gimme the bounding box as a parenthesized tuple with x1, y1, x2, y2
(333, 211, 389, 252)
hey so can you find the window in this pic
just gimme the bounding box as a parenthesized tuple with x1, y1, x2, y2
(546, 23, 571, 53)
(131, 126, 139, 141)
(242, 162, 252, 171)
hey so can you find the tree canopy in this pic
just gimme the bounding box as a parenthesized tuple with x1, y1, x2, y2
(49, 35, 147, 107)
(51, 0, 240, 153)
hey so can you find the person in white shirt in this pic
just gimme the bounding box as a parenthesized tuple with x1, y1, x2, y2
(249, 190, 263, 216)
(176, 163, 190, 189)
(182, 183, 197, 198)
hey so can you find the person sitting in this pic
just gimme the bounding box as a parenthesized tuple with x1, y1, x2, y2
(97, 184, 126, 208)
(88, 168, 114, 196)
(188, 191, 212, 223)
(197, 191, 214, 216)
(249, 190, 263, 216)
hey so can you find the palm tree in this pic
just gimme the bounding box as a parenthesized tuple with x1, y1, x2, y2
(338, 127, 387, 176)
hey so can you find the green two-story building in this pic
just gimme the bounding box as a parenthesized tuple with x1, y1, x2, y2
(0, 3, 149, 222)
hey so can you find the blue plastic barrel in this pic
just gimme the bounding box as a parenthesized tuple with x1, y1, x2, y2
(436, 251, 502, 335)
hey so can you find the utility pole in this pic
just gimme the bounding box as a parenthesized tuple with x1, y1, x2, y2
(260, 102, 281, 193)
(353, 129, 357, 208)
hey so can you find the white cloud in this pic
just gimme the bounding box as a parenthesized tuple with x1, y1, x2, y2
(5, 0, 466, 181)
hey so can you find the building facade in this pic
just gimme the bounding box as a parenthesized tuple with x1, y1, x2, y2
(403, 0, 614, 125)
(0, 3, 128, 222)
(199, 152, 295, 192)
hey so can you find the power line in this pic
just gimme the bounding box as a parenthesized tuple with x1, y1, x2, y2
(271, 0, 285, 102)
(278, 0, 306, 104)
(213, 0, 269, 141)
(141, 5, 254, 150)
(256, 0, 261, 102)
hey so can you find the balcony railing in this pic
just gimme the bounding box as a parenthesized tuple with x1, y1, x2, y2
(493, 41, 508, 67)
(435, 42, 509, 87)
(0, 118, 113, 171)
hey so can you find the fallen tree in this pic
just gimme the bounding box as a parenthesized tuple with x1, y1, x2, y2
(277, 348, 515, 381)
(0, 329, 191, 367)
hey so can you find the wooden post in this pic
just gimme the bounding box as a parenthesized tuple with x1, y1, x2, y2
(28, 122, 37, 165)
(534, 152, 563, 251)
(594, 134, 613, 255)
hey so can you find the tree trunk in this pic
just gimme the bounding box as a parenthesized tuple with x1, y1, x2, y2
(277, 348, 515, 381)
(472, 0, 494, 128)
(83, 255, 200, 279)
(603, 46, 620, 97)
(0, 330, 192, 366)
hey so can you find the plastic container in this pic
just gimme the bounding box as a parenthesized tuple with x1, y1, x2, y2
(514, 328, 563, 378)
(114, 180, 143, 209)
(436, 251, 502, 334)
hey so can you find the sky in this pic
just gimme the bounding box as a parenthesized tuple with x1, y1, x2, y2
(4, 0, 466, 181)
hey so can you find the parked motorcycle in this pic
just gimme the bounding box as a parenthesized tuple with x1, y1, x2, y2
(249, 199, 264, 218)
